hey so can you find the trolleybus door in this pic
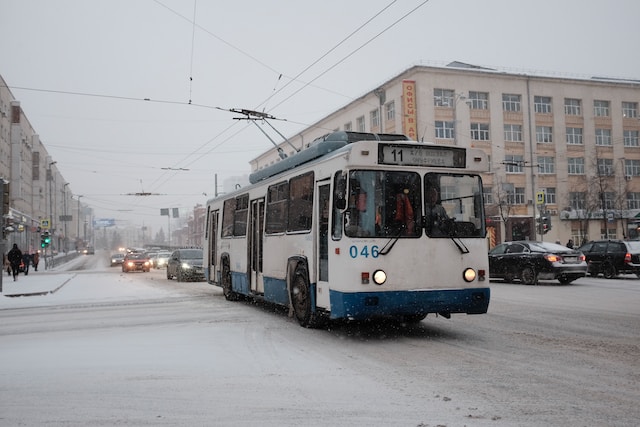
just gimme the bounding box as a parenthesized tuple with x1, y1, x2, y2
(249, 198, 265, 294)
(316, 183, 331, 308)
(208, 209, 219, 283)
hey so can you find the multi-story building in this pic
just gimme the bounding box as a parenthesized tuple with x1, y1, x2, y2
(251, 62, 640, 246)
(0, 74, 88, 254)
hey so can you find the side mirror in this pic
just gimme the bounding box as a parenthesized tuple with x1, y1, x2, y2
(334, 172, 347, 210)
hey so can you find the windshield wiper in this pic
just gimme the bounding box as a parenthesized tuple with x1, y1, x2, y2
(379, 227, 406, 255)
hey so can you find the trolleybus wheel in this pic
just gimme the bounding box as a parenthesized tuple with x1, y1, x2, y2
(290, 267, 321, 328)
(402, 313, 427, 323)
(222, 260, 239, 301)
(520, 266, 537, 286)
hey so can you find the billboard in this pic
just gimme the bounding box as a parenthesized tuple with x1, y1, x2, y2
(93, 218, 115, 228)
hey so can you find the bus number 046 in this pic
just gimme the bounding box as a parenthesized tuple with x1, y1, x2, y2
(349, 245, 380, 259)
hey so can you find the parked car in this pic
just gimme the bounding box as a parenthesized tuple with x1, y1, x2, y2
(154, 251, 172, 269)
(488, 241, 587, 285)
(166, 248, 204, 282)
(122, 252, 151, 273)
(577, 239, 640, 278)
(110, 253, 125, 267)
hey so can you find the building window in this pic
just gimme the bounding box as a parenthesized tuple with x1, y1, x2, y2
(468, 91, 489, 110)
(534, 96, 552, 114)
(434, 88, 455, 107)
(625, 159, 640, 176)
(566, 127, 583, 145)
(507, 187, 526, 205)
(505, 155, 524, 173)
(435, 121, 455, 139)
(344, 122, 352, 131)
(627, 192, 640, 210)
(603, 192, 615, 210)
(564, 98, 582, 116)
(385, 101, 395, 121)
(483, 186, 493, 204)
(594, 100, 610, 117)
(538, 156, 555, 174)
(622, 101, 638, 118)
(370, 109, 380, 129)
(597, 158, 614, 176)
(544, 188, 556, 204)
(568, 157, 585, 175)
(504, 124, 523, 142)
(470, 123, 490, 141)
(595, 128, 612, 146)
(569, 192, 586, 210)
(624, 130, 639, 147)
(356, 116, 365, 132)
(502, 94, 521, 112)
(536, 126, 553, 143)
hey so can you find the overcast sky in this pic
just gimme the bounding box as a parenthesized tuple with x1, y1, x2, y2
(1, 0, 639, 236)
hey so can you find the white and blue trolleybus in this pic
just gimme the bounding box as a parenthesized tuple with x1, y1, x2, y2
(204, 131, 490, 327)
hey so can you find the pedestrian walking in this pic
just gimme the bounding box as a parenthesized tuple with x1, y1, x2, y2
(7, 243, 23, 281)
(566, 239, 574, 249)
(22, 252, 31, 275)
(33, 251, 40, 271)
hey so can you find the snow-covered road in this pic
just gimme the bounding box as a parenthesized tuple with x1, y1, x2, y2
(1, 252, 638, 426)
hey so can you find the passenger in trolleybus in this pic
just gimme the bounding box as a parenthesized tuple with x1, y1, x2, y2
(424, 180, 451, 237)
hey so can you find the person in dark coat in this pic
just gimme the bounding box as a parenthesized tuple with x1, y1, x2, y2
(566, 239, 574, 249)
(33, 251, 40, 272)
(22, 252, 31, 275)
(7, 243, 23, 281)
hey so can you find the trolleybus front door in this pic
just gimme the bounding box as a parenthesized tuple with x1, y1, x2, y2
(316, 183, 331, 308)
(249, 198, 265, 294)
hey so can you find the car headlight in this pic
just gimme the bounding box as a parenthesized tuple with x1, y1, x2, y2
(181, 262, 192, 269)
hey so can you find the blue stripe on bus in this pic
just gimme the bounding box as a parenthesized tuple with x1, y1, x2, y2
(229, 273, 489, 320)
(328, 287, 490, 320)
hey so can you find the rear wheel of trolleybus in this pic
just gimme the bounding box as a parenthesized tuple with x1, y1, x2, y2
(290, 265, 324, 328)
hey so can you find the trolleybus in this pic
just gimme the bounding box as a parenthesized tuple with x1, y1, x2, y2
(204, 131, 490, 327)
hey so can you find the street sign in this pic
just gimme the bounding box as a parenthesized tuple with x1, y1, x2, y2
(536, 191, 545, 205)
(40, 219, 50, 229)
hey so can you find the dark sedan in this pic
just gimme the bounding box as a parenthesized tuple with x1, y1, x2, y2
(166, 248, 204, 282)
(489, 241, 587, 285)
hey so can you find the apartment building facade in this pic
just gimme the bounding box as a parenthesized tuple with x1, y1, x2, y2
(0, 75, 88, 254)
(251, 63, 640, 246)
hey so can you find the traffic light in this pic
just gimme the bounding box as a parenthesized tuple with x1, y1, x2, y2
(41, 232, 51, 248)
(543, 216, 552, 234)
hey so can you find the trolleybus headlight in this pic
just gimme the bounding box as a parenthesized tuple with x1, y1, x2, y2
(372, 269, 387, 285)
(463, 268, 476, 282)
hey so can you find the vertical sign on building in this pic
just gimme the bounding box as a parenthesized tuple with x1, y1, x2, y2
(402, 80, 417, 140)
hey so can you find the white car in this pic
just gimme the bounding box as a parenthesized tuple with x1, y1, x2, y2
(154, 251, 172, 268)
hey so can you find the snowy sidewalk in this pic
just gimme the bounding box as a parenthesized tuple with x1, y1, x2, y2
(0, 271, 75, 298)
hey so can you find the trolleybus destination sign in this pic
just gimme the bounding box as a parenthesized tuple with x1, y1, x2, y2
(378, 144, 466, 168)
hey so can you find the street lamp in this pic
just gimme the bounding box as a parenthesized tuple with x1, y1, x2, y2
(75, 195, 83, 244)
(62, 183, 69, 253)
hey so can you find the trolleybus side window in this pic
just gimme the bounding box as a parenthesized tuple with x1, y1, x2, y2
(221, 198, 236, 238)
(234, 194, 249, 236)
(221, 194, 249, 238)
(287, 172, 314, 232)
(265, 181, 289, 234)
